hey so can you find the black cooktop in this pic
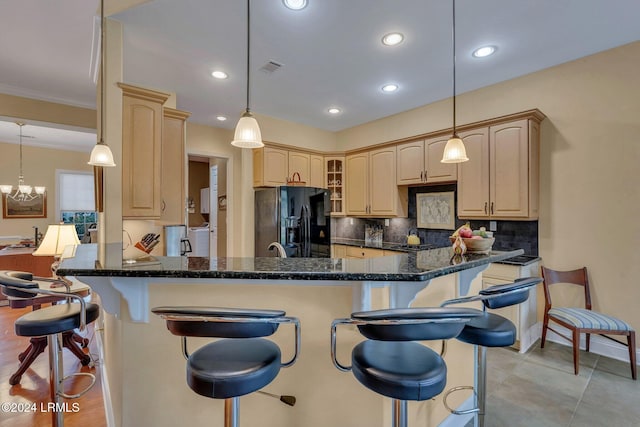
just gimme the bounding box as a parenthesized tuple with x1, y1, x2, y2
(497, 254, 541, 265)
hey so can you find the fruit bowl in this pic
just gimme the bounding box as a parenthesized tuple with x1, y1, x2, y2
(449, 236, 495, 253)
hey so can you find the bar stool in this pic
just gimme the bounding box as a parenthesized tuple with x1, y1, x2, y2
(152, 306, 300, 427)
(0, 270, 99, 427)
(331, 307, 482, 427)
(440, 277, 542, 427)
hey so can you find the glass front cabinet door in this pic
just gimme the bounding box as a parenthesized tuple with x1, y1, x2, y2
(325, 157, 345, 216)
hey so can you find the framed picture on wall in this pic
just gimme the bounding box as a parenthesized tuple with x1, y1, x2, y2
(2, 193, 47, 219)
(416, 191, 455, 230)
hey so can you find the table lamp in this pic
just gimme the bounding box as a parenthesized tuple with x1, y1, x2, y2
(33, 224, 80, 277)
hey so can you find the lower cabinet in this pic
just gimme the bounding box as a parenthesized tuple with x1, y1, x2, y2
(482, 261, 541, 353)
(331, 244, 388, 259)
(345, 246, 386, 259)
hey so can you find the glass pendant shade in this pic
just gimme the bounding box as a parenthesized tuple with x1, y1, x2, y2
(441, 135, 469, 163)
(34, 186, 46, 195)
(88, 142, 116, 167)
(440, 0, 469, 164)
(0, 185, 12, 194)
(18, 184, 33, 194)
(231, 112, 263, 148)
(89, 0, 116, 167)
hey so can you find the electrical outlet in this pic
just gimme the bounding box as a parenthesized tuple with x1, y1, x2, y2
(384, 219, 389, 226)
(489, 221, 497, 232)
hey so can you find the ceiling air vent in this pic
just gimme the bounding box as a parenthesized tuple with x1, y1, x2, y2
(259, 61, 283, 74)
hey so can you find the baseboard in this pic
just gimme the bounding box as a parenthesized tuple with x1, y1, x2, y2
(95, 323, 116, 427)
(533, 322, 639, 365)
(518, 324, 541, 354)
(438, 395, 475, 427)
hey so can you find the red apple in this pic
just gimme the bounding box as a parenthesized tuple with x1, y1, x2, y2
(459, 227, 473, 238)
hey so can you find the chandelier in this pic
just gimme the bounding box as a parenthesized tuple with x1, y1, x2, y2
(0, 122, 46, 201)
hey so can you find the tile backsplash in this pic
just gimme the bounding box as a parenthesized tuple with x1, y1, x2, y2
(331, 183, 538, 256)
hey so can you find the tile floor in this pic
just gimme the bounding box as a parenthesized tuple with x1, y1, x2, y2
(478, 341, 639, 427)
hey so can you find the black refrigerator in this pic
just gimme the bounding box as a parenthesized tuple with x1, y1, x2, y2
(255, 186, 331, 257)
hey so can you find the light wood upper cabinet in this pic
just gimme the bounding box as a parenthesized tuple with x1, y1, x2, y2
(345, 152, 369, 216)
(161, 107, 190, 224)
(425, 136, 457, 182)
(288, 151, 310, 184)
(119, 83, 170, 219)
(457, 118, 540, 219)
(369, 147, 401, 216)
(346, 147, 407, 217)
(253, 146, 324, 188)
(253, 146, 288, 187)
(457, 128, 490, 218)
(396, 140, 424, 185)
(396, 137, 456, 185)
(309, 154, 324, 188)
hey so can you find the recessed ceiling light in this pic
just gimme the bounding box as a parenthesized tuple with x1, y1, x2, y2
(216, 116, 227, 122)
(328, 108, 341, 115)
(381, 84, 399, 93)
(472, 46, 496, 58)
(283, 0, 308, 10)
(382, 32, 404, 46)
(211, 70, 228, 79)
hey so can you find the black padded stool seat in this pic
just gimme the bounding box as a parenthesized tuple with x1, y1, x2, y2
(455, 312, 516, 348)
(15, 303, 100, 337)
(332, 307, 482, 427)
(153, 306, 301, 427)
(352, 340, 446, 401)
(188, 338, 281, 399)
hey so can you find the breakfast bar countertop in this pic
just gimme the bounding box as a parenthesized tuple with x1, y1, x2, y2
(57, 243, 523, 282)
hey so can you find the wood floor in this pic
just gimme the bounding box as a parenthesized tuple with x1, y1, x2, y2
(0, 301, 106, 427)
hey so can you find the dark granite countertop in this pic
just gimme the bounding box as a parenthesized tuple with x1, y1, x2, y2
(58, 244, 524, 282)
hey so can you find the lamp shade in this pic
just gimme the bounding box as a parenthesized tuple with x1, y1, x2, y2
(33, 224, 80, 257)
(231, 112, 264, 148)
(1, 185, 13, 194)
(441, 136, 469, 163)
(88, 143, 116, 167)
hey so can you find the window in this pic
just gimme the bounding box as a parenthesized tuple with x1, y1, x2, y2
(57, 171, 96, 240)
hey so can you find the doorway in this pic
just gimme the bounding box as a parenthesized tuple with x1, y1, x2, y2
(187, 155, 228, 257)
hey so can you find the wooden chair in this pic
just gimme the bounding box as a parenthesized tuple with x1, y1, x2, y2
(541, 266, 636, 379)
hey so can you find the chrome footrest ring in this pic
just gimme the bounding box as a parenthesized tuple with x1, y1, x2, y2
(443, 385, 479, 415)
(58, 372, 96, 399)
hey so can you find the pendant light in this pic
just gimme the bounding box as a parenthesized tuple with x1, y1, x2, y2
(441, 0, 469, 164)
(0, 122, 46, 201)
(88, 0, 116, 166)
(231, 0, 264, 148)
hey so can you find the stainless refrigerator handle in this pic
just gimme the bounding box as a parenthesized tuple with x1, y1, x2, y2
(304, 205, 311, 257)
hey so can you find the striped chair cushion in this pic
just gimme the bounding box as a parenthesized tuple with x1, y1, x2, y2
(549, 308, 633, 331)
